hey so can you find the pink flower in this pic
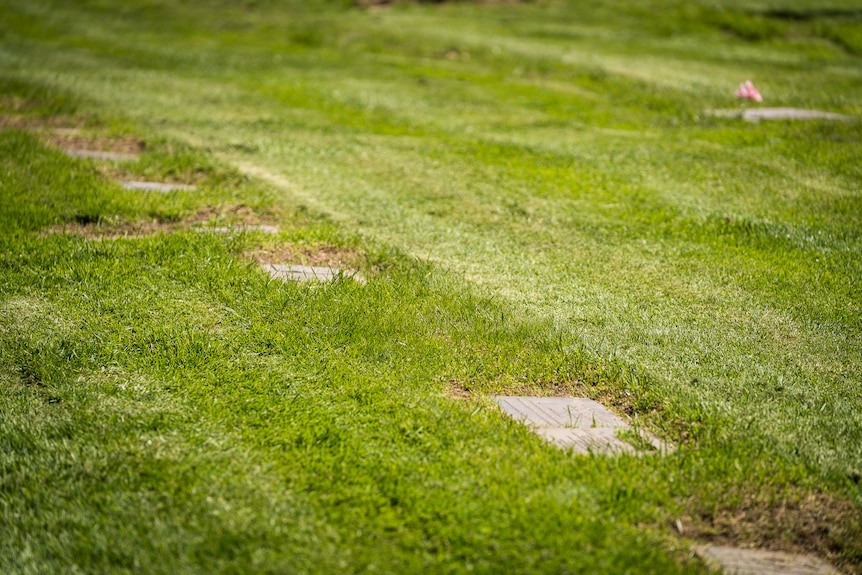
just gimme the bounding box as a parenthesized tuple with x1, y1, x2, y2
(735, 80, 763, 102)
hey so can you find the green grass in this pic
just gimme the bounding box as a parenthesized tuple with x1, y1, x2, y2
(1, 0, 861, 573)
(0, 129, 702, 574)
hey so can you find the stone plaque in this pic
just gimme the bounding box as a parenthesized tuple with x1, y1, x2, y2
(121, 181, 195, 192)
(263, 264, 365, 285)
(195, 225, 279, 234)
(705, 108, 850, 122)
(64, 149, 138, 161)
(696, 545, 837, 575)
(493, 396, 666, 455)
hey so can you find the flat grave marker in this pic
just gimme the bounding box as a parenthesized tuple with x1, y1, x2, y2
(696, 545, 837, 575)
(706, 108, 850, 122)
(121, 181, 195, 192)
(493, 396, 667, 455)
(195, 225, 279, 234)
(64, 149, 139, 161)
(263, 263, 365, 285)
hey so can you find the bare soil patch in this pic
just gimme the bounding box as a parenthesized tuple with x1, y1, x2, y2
(49, 218, 174, 240)
(2, 114, 149, 161)
(683, 490, 862, 574)
(246, 244, 364, 269)
(44, 129, 145, 155)
(189, 205, 272, 226)
(1, 113, 145, 154)
(0, 114, 83, 130)
(96, 160, 216, 186)
(448, 380, 473, 399)
(1, 115, 148, 161)
(44, 205, 277, 240)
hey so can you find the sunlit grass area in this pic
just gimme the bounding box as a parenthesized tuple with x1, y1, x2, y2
(1, 0, 861, 573)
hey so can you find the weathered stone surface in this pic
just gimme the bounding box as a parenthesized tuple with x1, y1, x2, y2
(494, 396, 628, 429)
(536, 427, 637, 453)
(706, 108, 850, 122)
(492, 396, 666, 454)
(64, 149, 139, 161)
(696, 545, 837, 575)
(121, 181, 195, 192)
(195, 225, 279, 234)
(263, 264, 365, 285)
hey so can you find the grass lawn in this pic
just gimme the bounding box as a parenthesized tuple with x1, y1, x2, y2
(1, 0, 861, 573)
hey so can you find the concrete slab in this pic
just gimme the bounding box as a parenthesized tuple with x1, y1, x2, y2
(696, 545, 837, 575)
(195, 225, 279, 234)
(536, 427, 637, 453)
(121, 181, 195, 192)
(706, 108, 850, 122)
(492, 396, 666, 455)
(64, 149, 139, 161)
(263, 264, 365, 285)
(494, 396, 628, 429)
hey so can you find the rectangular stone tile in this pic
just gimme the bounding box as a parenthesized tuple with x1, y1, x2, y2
(194, 225, 279, 234)
(263, 264, 365, 285)
(705, 108, 850, 122)
(493, 396, 629, 429)
(64, 149, 138, 161)
(696, 545, 837, 575)
(121, 181, 195, 192)
(536, 427, 637, 454)
(493, 396, 669, 455)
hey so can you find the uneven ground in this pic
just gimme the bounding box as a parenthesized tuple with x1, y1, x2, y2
(1, 0, 861, 573)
